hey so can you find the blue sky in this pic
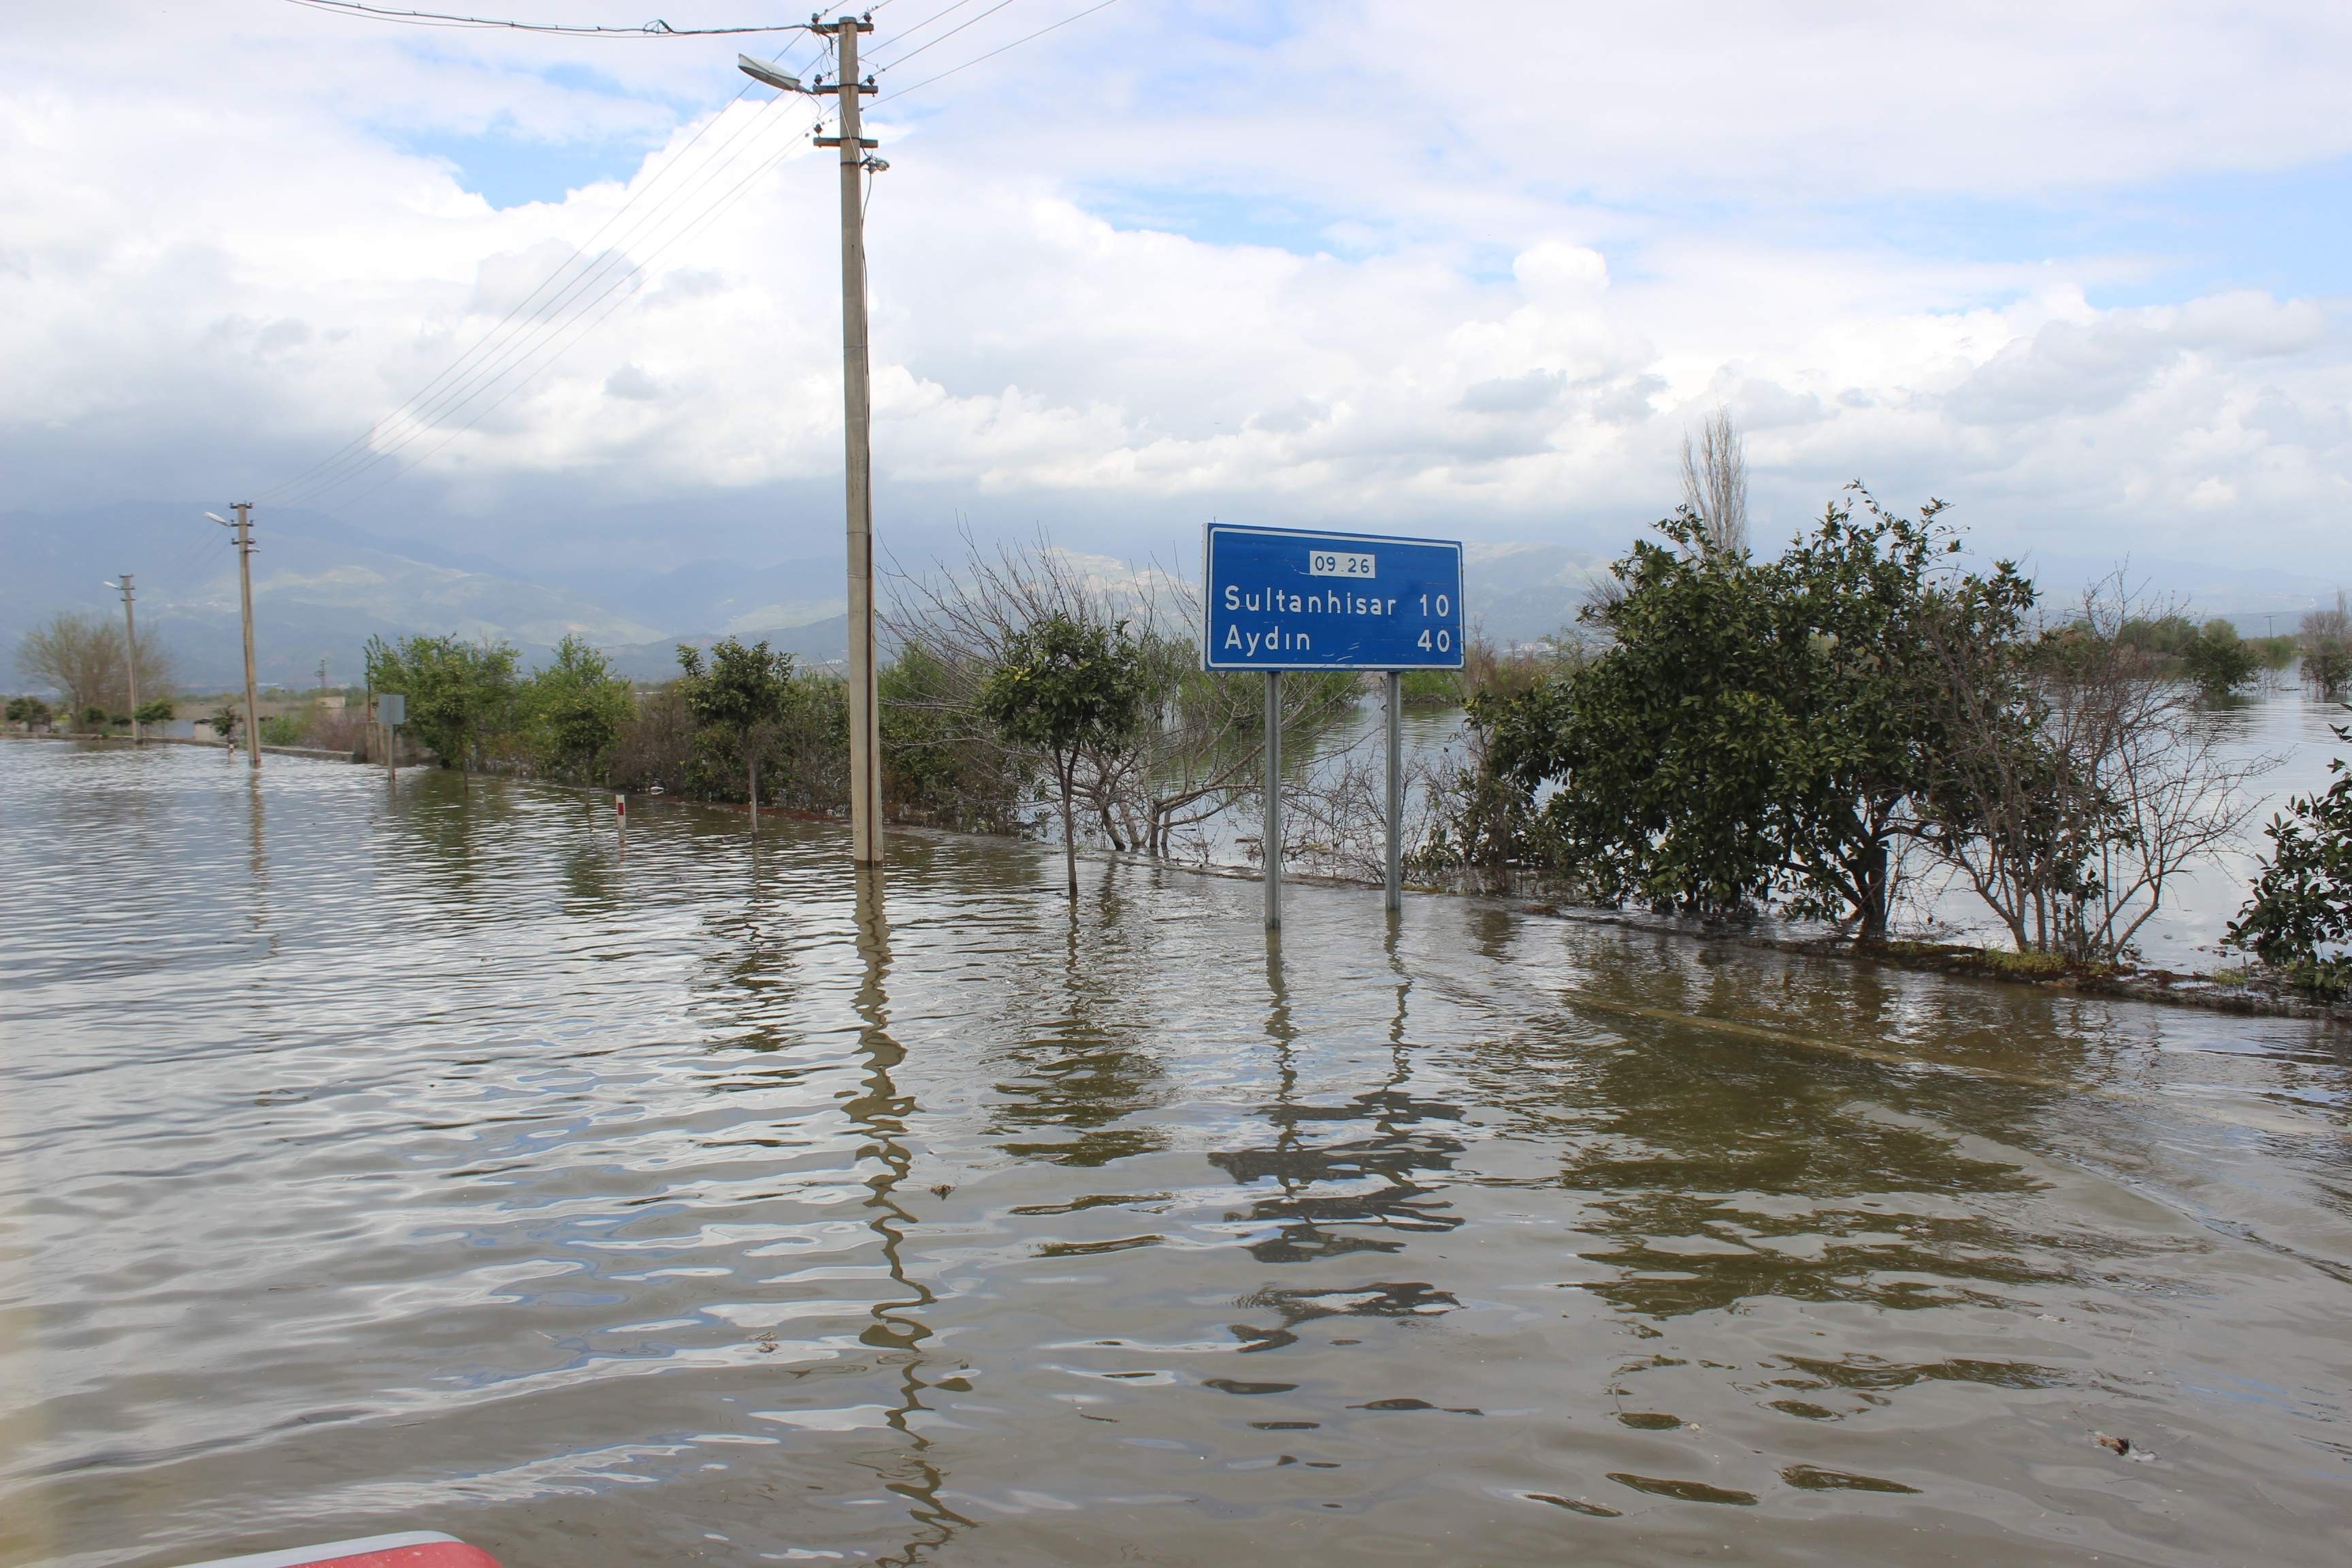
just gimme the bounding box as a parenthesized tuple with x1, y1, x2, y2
(4, 0, 2349, 607)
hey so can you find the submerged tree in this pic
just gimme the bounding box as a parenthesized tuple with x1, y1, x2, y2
(677, 638, 797, 830)
(2303, 593, 2351, 700)
(885, 532, 1360, 862)
(2180, 619, 2257, 700)
(15, 610, 176, 726)
(364, 633, 519, 787)
(1920, 571, 2274, 960)
(1482, 490, 1987, 938)
(522, 634, 633, 785)
(2227, 708, 2352, 998)
(978, 612, 1149, 898)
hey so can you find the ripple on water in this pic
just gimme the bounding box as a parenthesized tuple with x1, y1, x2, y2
(3, 742, 2350, 1567)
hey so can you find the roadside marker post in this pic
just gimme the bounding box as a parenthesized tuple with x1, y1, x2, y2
(615, 792, 627, 858)
(378, 692, 405, 785)
(1203, 525, 1465, 930)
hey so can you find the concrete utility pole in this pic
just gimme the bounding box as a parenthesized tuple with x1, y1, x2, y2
(105, 573, 140, 745)
(212, 505, 262, 771)
(813, 14, 885, 867)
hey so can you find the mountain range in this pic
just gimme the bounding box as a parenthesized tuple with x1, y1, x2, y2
(3, 504, 2336, 694)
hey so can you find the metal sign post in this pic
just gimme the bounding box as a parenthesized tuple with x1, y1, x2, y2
(1203, 525, 1464, 930)
(1384, 670, 1403, 913)
(1262, 670, 1282, 930)
(378, 692, 405, 784)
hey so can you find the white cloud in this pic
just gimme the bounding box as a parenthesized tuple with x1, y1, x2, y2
(1, 0, 2349, 587)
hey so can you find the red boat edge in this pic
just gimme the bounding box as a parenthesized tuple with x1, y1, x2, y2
(171, 1533, 502, 1568)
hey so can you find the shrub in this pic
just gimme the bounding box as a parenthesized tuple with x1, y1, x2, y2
(2227, 708, 2352, 999)
(2180, 619, 2256, 699)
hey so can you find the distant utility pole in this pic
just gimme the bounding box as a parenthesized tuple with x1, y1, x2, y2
(812, 14, 883, 868)
(105, 572, 140, 745)
(209, 505, 262, 771)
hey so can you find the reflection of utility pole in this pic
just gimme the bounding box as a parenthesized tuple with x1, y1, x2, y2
(208, 506, 262, 772)
(105, 572, 139, 745)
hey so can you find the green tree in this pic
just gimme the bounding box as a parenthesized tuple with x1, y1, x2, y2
(5, 696, 54, 728)
(210, 704, 242, 748)
(133, 697, 175, 725)
(2303, 595, 2351, 700)
(363, 634, 519, 787)
(978, 613, 1149, 898)
(522, 635, 633, 784)
(881, 638, 1028, 832)
(678, 638, 797, 829)
(2227, 708, 2352, 998)
(1483, 495, 1995, 938)
(2180, 619, 2256, 699)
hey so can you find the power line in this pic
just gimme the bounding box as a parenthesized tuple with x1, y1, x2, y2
(261, 89, 783, 501)
(280, 1, 813, 37)
(267, 37, 831, 508)
(302, 98, 829, 512)
(260, 31, 827, 504)
(263, 0, 1128, 513)
(866, 0, 1017, 73)
(873, 0, 1124, 103)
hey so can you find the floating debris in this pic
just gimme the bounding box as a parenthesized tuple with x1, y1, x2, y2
(2093, 1432, 2158, 1462)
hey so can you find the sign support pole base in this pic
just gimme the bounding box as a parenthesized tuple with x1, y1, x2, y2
(1264, 669, 1281, 932)
(1384, 670, 1402, 913)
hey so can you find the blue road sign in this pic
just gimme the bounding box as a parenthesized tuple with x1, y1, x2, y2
(1203, 524, 1464, 670)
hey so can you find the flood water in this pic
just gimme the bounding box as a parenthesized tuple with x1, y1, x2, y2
(3, 739, 2349, 1567)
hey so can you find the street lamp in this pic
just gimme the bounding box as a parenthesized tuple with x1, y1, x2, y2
(736, 54, 804, 93)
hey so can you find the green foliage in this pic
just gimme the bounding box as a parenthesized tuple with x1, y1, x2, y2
(2306, 640, 2352, 700)
(520, 634, 632, 783)
(979, 613, 1149, 894)
(881, 638, 1028, 831)
(1477, 495, 1992, 936)
(81, 704, 105, 728)
(670, 638, 847, 811)
(363, 633, 519, 771)
(5, 695, 53, 726)
(2227, 709, 2352, 999)
(1399, 668, 1460, 706)
(979, 615, 1150, 761)
(2114, 614, 2198, 656)
(133, 698, 175, 724)
(2180, 619, 2256, 699)
(2250, 634, 2301, 671)
(259, 713, 305, 747)
(210, 704, 241, 744)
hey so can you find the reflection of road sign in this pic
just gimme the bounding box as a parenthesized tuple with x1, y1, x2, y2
(378, 693, 406, 727)
(1203, 524, 1464, 670)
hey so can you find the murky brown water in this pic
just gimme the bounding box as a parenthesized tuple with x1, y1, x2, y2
(3, 740, 2349, 1567)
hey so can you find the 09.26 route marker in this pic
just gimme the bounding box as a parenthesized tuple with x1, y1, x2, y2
(1203, 524, 1465, 930)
